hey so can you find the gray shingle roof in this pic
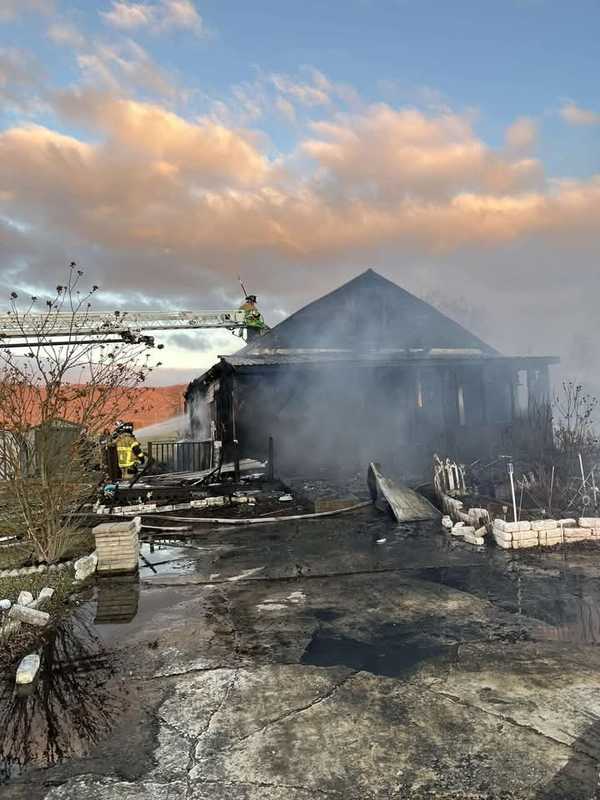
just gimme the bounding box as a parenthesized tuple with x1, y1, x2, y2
(241, 268, 498, 357)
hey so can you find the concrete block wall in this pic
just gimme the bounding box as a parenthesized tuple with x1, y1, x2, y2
(94, 517, 141, 573)
(96, 495, 229, 516)
(492, 517, 600, 549)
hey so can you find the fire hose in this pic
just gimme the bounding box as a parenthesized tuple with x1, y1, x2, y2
(141, 500, 371, 526)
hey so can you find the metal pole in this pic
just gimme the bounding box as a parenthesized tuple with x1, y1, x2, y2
(508, 461, 518, 523)
(549, 465, 555, 514)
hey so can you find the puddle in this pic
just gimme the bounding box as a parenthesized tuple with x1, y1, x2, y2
(0, 572, 188, 785)
(313, 608, 340, 622)
(139, 541, 201, 577)
(301, 624, 455, 678)
(416, 563, 600, 645)
(93, 582, 188, 646)
(95, 574, 140, 624)
(0, 605, 125, 784)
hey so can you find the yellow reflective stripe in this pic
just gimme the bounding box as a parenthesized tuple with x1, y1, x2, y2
(117, 445, 136, 468)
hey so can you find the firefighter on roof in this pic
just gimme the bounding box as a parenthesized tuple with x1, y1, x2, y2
(239, 294, 268, 342)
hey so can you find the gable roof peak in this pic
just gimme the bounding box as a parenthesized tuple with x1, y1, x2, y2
(241, 267, 498, 356)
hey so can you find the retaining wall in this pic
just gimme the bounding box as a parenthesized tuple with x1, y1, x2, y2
(493, 517, 600, 549)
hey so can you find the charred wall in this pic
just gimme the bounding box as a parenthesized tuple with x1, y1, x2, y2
(186, 358, 552, 479)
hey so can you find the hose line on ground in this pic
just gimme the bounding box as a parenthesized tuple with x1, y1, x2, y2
(141, 500, 371, 526)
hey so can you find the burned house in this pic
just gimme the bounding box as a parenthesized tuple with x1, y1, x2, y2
(185, 270, 558, 477)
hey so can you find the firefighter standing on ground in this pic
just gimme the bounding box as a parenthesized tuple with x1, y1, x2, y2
(239, 294, 268, 341)
(113, 422, 147, 480)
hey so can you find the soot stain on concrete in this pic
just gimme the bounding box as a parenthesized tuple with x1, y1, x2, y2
(301, 623, 457, 678)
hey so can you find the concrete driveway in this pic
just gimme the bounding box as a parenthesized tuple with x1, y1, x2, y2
(4, 509, 600, 800)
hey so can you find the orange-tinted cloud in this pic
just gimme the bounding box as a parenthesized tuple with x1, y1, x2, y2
(54, 91, 271, 186)
(1, 83, 600, 388)
(505, 117, 537, 153)
(302, 105, 544, 200)
(0, 90, 599, 315)
(1, 97, 598, 271)
(560, 102, 600, 126)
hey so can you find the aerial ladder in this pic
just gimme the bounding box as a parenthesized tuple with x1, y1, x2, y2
(0, 309, 261, 348)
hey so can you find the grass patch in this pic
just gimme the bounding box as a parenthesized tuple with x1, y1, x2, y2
(0, 544, 31, 571)
(59, 530, 95, 561)
(0, 570, 78, 672)
(0, 570, 74, 606)
(0, 529, 94, 571)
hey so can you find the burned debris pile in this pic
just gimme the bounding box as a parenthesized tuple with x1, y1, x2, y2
(93, 457, 316, 527)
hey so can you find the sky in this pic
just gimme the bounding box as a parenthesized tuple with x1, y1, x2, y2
(0, 0, 599, 386)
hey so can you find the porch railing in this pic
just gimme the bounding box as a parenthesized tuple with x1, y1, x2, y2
(146, 440, 214, 473)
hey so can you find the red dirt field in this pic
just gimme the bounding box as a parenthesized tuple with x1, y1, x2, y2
(0, 384, 187, 431)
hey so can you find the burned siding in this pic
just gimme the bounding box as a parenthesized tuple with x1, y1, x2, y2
(187, 356, 556, 478)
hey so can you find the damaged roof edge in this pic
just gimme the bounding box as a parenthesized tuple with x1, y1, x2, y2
(185, 352, 560, 398)
(223, 353, 560, 368)
(184, 355, 232, 400)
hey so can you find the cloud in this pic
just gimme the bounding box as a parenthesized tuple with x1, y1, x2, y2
(0, 0, 53, 21)
(560, 102, 600, 126)
(75, 39, 178, 99)
(54, 91, 270, 185)
(101, 0, 203, 36)
(0, 47, 45, 114)
(203, 68, 359, 130)
(47, 17, 179, 101)
(47, 22, 87, 50)
(276, 96, 296, 123)
(303, 105, 543, 200)
(505, 117, 537, 153)
(169, 331, 226, 351)
(0, 97, 598, 290)
(1, 83, 600, 387)
(271, 73, 331, 107)
(102, 2, 154, 30)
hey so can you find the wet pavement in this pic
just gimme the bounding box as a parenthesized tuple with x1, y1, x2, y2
(3, 508, 600, 799)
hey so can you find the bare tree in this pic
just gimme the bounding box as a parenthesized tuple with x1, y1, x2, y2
(0, 264, 161, 563)
(554, 381, 598, 460)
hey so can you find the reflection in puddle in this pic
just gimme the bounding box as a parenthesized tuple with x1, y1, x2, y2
(538, 596, 600, 644)
(95, 575, 140, 624)
(139, 540, 201, 576)
(417, 563, 600, 645)
(0, 604, 126, 783)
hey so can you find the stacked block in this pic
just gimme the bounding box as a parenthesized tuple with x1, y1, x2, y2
(94, 517, 140, 573)
(493, 519, 535, 550)
(493, 516, 600, 549)
(190, 496, 227, 509)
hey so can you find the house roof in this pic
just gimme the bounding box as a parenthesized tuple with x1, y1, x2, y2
(185, 269, 560, 397)
(240, 268, 498, 358)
